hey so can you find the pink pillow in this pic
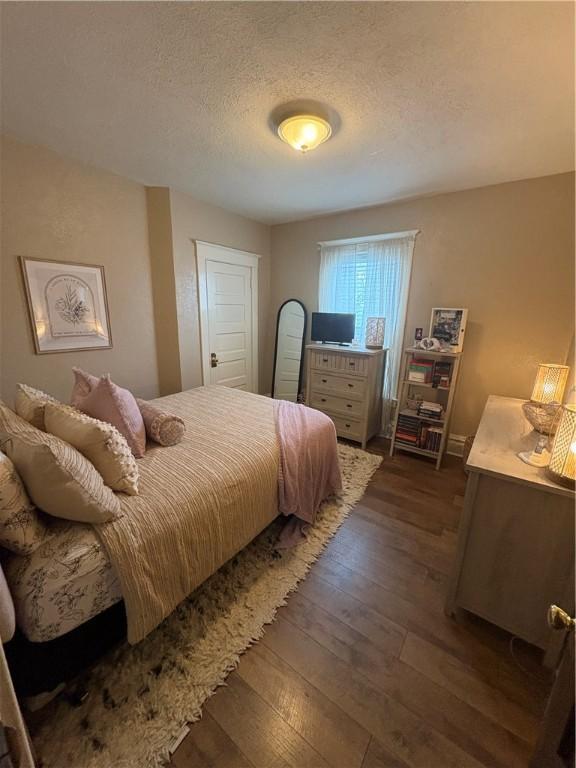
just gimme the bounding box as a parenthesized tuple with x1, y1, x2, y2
(71, 367, 100, 407)
(75, 375, 146, 458)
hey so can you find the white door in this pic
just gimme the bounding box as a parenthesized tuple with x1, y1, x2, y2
(197, 241, 259, 393)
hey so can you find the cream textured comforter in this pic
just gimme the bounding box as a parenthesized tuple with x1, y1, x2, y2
(96, 386, 279, 644)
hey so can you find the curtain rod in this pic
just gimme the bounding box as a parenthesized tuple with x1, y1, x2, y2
(318, 230, 420, 247)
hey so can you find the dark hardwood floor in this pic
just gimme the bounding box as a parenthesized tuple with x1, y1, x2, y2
(170, 441, 551, 768)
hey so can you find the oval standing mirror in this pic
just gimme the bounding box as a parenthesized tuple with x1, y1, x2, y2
(271, 299, 307, 402)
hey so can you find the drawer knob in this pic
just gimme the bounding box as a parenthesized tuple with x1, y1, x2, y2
(345, 423, 351, 428)
(348, 383, 353, 388)
(321, 398, 326, 402)
(322, 379, 327, 383)
(349, 362, 355, 366)
(323, 358, 328, 362)
(346, 404, 352, 408)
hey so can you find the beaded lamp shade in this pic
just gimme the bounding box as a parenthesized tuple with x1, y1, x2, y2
(547, 404, 576, 488)
(530, 364, 570, 404)
(365, 317, 385, 350)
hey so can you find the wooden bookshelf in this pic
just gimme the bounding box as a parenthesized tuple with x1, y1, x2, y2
(390, 347, 463, 470)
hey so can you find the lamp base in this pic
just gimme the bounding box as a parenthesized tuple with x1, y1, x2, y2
(518, 434, 551, 467)
(518, 448, 550, 468)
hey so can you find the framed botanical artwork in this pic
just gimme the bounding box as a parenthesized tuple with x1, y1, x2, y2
(429, 307, 468, 353)
(19, 257, 112, 354)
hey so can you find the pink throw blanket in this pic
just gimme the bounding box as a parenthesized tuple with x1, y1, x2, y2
(273, 399, 342, 547)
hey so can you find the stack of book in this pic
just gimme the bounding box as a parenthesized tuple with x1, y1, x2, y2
(418, 401, 444, 420)
(432, 361, 452, 388)
(395, 413, 420, 446)
(420, 426, 443, 452)
(407, 358, 434, 384)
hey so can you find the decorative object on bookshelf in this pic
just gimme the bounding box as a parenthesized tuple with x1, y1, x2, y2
(414, 327, 423, 343)
(365, 317, 385, 349)
(521, 363, 570, 436)
(416, 336, 441, 351)
(406, 393, 423, 410)
(547, 404, 576, 488)
(429, 308, 468, 353)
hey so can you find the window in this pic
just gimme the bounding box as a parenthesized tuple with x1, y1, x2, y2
(318, 231, 417, 433)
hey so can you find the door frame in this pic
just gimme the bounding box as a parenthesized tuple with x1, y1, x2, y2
(195, 240, 261, 392)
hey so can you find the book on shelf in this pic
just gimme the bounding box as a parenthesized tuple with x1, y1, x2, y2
(395, 414, 443, 451)
(407, 357, 434, 384)
(432, 360, 452, 388)
(422, 426, 443, 452)
(417, 400, 444, 420)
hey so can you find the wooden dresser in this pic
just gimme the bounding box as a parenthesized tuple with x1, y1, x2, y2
(305, 344, 386, 448)
(446, 395, 575, 666)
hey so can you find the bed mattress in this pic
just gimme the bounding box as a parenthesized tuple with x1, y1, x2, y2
(3, 520, 121, 642)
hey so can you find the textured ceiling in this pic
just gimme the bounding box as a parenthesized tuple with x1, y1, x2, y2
(1, 2, 574, 224)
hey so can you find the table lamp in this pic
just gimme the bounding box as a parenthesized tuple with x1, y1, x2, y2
(365, 317, 385, 349)
(522, 363, 570, 434)
(547, 404, 576, 488)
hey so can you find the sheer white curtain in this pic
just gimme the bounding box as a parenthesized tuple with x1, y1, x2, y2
(319, 233, 416, 433)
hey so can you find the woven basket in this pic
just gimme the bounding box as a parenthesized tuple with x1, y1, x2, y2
(522, 401, 562, 435)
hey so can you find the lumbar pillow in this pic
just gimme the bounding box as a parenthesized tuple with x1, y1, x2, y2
(0, 450, 49, 555)
(0, 431, 121, 524)
(70, 367, 100, 408)
(74, 375, 146, 458)
(136, 399, 186, 447)
(44, 403, 139, 495)
(14, 384, 60, 431)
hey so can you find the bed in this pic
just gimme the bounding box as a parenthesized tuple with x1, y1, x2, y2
(2, 384, 339, 694)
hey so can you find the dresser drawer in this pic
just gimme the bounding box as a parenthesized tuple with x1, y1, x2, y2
(310, 371, 367, 401)
(330, 414, 363, 440)
(311, 392, 365, 418)
(310, 350, 367, 376)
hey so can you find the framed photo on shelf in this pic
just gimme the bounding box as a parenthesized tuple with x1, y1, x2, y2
(429, 307, 468, 353)
(20, 256, 112, 354)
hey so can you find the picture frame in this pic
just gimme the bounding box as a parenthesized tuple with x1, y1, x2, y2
(429, 307, 468, 353)
(19, 256, 113, 354)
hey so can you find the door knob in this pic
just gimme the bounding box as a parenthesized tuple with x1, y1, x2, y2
(210, 353, 219, 368)
(547, 605, 575, 631)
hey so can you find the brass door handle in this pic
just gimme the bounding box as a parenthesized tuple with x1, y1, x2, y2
(548, 605, 575, 631)
(210, 353, 219, 368)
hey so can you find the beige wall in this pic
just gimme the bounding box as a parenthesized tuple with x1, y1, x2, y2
(1, 136, 160, 403)
(1, 137, 272, 403)
(168, 189, 271, 393)
(270, 173, 575, 436)
(3, 134, 572, 431)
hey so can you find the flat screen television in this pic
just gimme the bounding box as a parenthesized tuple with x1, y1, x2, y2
(311, 312, 355, 345)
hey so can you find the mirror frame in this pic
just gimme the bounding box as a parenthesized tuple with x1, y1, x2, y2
(271, 299, 308, 401)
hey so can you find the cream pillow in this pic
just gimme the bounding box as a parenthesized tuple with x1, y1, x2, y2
(14, 384, 60, 431)
(0, 431, 121, 525)
(44, 403, 139, 495)
(0, 450, 49, 555)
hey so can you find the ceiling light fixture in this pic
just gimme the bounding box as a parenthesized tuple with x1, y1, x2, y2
(277, 114, 332, 153)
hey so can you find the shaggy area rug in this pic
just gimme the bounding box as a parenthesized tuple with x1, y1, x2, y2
(33, 443, 382, 768)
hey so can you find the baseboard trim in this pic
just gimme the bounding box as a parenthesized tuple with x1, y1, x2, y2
(446, 433, 466, 457)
